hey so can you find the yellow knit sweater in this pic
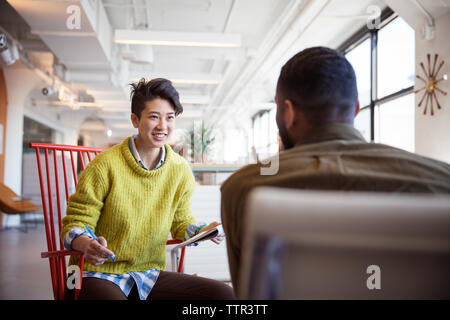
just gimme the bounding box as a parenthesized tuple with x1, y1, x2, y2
(61, 137, 196, 273)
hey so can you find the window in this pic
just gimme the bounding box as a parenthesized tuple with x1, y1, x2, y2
(340, 9, 415, 152)
(260, 111, 269, 151)
(268, 108, 278, 154)
(346, 38, 371, 108)
(375, 93, 415, 152)
(354, 107, 371, 142)
(252, 106, 278, 159)
(22, 116, 58, 153)
(377, 18, 415, 98)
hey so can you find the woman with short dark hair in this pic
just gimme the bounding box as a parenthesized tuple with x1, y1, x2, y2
(61, 78, 234, 300)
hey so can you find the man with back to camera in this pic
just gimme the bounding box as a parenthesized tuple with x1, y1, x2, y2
(220, 46, 450, 298)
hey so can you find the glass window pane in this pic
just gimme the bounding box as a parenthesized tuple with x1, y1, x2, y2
(253, 116, 260, 149)
(354, 107, 371, 142)
(224, 128, 246, 163)
(260, 112, 269, 149)
(377, 17, 415, 98)
(375, 93, 415, 153)
(269, 107, 277, 145)
(345, 38, 371, 107)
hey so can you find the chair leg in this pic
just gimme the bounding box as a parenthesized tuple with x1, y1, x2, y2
(0, 214, 9, 231)
(0, 214, 29, 233)
(17, 215, 28, 233)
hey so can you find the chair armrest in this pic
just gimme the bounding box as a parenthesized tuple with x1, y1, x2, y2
(166, 239, 183, 245)
(41, 250, 84, 259)
(12, 196, 31, 201)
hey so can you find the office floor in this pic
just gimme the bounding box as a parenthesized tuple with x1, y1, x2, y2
(0, 222, 53, 299)
(0, 221, 233, 300)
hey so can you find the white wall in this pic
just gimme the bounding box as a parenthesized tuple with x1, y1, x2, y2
(2, 61, 92, 226)
(80, 129, 114, 150)
(2, 63, 41, 226)
(385, 1, 450, 163)
(182, 185, 230, 281)
(3, 62, 41, 195)
(414, 12, 450, 163)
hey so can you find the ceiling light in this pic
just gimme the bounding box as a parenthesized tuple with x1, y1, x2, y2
(160, 78, 220, 85)
(180, 95, 210, 105)
(129, 73, 222, 85)
(129, 78, 220, 85)
(115, 30, 241, 48)
(171, 79, 219, 85)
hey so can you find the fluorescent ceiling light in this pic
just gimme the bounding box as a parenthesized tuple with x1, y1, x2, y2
(172, 79, 219, 85)
(129, 78, 220, 85)
(96, 100, 129, 104)
(115, 30, 241, 48)
(97, 95, 210, 105)
(180, 95, 210, 105)
(178, 110, 203, 118)
(101, 108, 130, 112)
(129, 73, 222, 85)
(111, 123, 136, 129)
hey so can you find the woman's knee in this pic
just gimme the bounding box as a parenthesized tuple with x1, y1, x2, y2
(195, 277, 235, 300)
(78, 278, 127, 300)
(211, 281, 235, 300)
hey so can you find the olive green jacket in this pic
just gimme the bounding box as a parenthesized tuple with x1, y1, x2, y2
(221, 123, 450, 297)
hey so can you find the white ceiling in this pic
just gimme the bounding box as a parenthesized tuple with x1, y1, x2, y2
(3, 0, 450, 143)
(5, 0, 295, 140)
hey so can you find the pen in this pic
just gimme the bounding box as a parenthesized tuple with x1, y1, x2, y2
(84, 224, 115, 262)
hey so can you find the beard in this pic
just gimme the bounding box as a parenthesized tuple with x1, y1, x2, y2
(277, 120, 295, 150)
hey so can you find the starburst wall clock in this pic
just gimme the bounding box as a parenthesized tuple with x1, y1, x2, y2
(415, 53, 447, 116)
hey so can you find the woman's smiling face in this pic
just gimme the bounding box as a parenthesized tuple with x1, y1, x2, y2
(131, 98, 176, 148)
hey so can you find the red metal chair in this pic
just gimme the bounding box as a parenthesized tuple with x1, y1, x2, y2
(29, 142, 186, 300)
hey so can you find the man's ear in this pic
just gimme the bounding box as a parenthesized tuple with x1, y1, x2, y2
(355, 100, 360, 117)
(131, 113, 139, 128)
(283, 99, 296, 129)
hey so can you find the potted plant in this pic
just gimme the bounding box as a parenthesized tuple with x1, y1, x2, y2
(185, 123, 215, 163)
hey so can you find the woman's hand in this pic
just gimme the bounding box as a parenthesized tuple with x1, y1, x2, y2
(72, 235, 115, 266)
(198, 221, 225, 245)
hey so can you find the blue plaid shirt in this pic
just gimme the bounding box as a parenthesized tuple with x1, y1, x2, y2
(64, 136, 205, 300)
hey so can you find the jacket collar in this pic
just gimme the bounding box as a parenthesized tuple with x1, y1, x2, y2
(295, 123, 366, 147)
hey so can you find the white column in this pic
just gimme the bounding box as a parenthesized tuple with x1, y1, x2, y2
(414, 12, 450, 163)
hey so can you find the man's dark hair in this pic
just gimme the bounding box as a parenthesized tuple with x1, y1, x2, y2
(130, 78, 183, 118)
(277, 46, 358, 124)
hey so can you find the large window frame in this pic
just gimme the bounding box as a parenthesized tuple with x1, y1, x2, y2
(252, 107, 278, 158)
(337, 7, 415, 143)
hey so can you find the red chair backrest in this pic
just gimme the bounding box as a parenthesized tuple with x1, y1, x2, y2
(29, 143, 102, 299)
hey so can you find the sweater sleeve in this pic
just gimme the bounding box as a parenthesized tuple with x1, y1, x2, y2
(60, 158, 109, 242)
(170, 165, 196, 241)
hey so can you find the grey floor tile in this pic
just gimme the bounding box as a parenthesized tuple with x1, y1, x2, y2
(0, 224, 53, 299)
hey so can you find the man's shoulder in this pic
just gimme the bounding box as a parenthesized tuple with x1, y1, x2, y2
(221, 147, 310, 191)
(361, 141, 450, 169)
(221, 141, 450, 194)
(221, 162, 267, 194)
(376, 143, 450, 176)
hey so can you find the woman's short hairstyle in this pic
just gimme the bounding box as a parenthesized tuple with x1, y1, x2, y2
(130, 78, 183, 118)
